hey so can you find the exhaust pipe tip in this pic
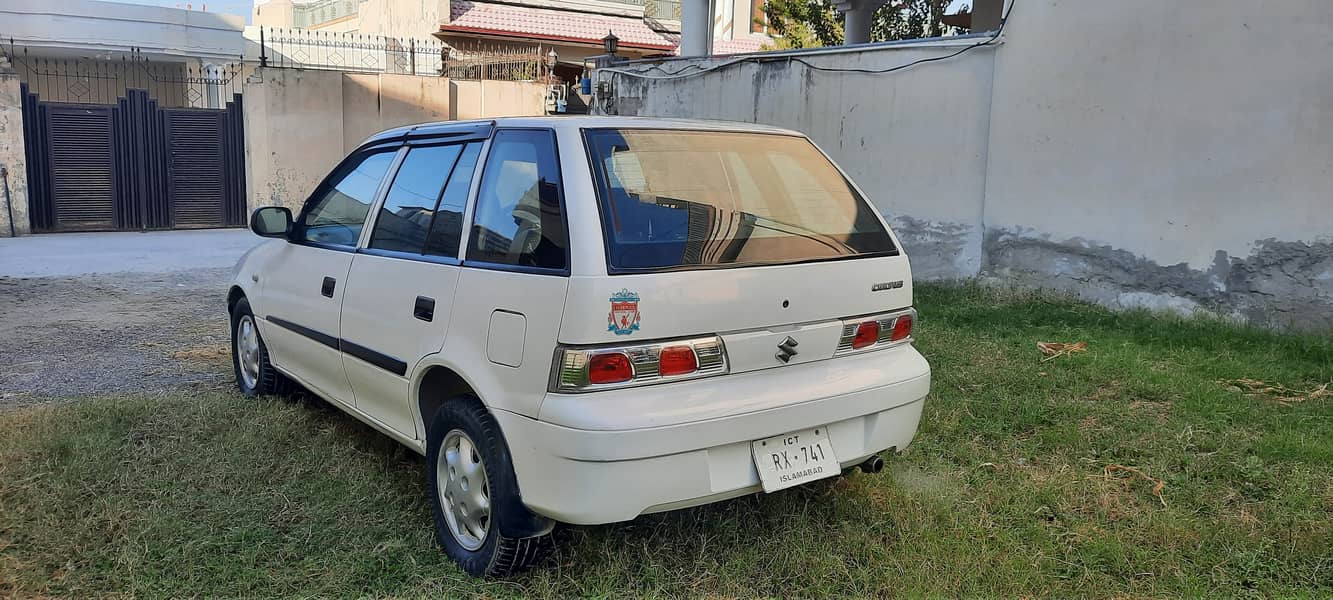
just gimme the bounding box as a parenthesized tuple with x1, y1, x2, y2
(859, 455, 885, 474)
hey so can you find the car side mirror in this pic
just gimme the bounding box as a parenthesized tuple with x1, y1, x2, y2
(250, 206, 292, 238)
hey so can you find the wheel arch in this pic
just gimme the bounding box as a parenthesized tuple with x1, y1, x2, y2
(415, 360, 554, 538)
(226, 285, 247, 316)
(414, 361, 484, 441)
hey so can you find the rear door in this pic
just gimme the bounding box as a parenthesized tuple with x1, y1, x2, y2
(559, 128, 913, 371)
(339, 133, 486, 437)
(259, 148, 398, 405)
(443, 128, 571, 417)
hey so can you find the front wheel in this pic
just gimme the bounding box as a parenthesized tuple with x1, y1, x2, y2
(426, 396, 552, 577)
(230, 297, 289, 397)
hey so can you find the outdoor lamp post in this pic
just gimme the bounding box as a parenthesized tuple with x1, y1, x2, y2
(602, 31, 620, 56)
(545, 49, 558, 82)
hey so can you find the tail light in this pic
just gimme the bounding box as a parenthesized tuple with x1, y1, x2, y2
(836, 308, 916, 356)
(890, 313, 913, 341)
(658, 345, 699, 376)
(852, 321, 880, 349)
(552, 336, 727, 392)
(588, 352, 633, 384)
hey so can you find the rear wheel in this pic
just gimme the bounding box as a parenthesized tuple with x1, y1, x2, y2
(230, 297, 289, 397)
(426, 396, 552, 577)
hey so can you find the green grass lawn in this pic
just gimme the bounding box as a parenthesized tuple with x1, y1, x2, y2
(2, 284, 1330, 598)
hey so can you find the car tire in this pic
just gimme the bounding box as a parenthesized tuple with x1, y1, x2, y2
(426, 395, 553, 577)
(230, 297, 289, 397)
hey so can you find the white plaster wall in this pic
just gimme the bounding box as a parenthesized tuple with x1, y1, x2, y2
(355, 0, 449, 39)
(0, 0, 245, 61)
(244, 68, 346, 212)
(342, 72, 454, 152)
(449, 79, 549, 120)
(599, 40, 998, 279)
(593, 0, 1333, 329)
(983, 0, 1333, 271)
(245, 69, 545, 214)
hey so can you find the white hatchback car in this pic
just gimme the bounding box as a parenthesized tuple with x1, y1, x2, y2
(229, 117, 930, 576)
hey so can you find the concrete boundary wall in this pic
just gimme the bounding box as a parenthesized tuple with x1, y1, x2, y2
(593, 1, 1333, 331)
(0, 60, 29, 238)
(243, 68, 545, 213)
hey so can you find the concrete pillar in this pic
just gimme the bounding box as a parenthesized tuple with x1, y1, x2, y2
(680, 0, 713, 57)
(971, 0, 1004, 32)
(834, 0, 887, 45)
(0, 56, 30, 237)
(844, 8, 874, 44)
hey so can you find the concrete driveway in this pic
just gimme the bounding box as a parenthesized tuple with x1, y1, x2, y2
(0, 228, 262, 402)
(0, 228, 258, 277)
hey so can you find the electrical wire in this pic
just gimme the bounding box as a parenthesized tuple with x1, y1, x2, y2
(600, 0, 1015, 81)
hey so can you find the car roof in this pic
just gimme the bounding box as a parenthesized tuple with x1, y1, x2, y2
(360, 116, 805, 148)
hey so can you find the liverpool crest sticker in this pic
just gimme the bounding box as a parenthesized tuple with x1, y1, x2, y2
(607, 289, 641, 336)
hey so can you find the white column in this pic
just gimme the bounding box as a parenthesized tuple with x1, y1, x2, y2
(203, 62, 225, 109)
(844, 8, 872, 44)
(835, 0, 887, 45)
(681, 0, 713, 57)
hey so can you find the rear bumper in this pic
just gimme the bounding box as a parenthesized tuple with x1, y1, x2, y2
(492, 347, 930, 525)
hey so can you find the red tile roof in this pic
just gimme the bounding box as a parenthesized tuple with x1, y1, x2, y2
(444, 1, 675, 50)
(442, 2, 771, 55)
(709, 36, 767, 55)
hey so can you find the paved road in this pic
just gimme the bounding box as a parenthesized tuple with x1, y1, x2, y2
(0, 229, 262, 402)
(0, 228, 258, 277)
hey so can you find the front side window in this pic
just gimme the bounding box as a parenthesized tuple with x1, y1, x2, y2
(368, 144, 465, 254)
(466, 129, 567, 270)
(297, 150, 396, 247)
(584, 129, 896, 272)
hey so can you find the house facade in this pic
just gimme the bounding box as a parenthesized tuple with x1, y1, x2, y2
(252, 0, 770, 65)
(0, 0, 249, 235)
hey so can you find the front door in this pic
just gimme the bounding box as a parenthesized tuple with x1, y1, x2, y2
(339, 140, 483, 436)
(259, 148, 398, 406)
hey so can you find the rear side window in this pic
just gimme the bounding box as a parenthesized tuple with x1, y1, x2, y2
(424, 143, 482, 258)
(369, 144, 462, 253)
(297, 150, 396, 247)
(368, 142, 480, 258)
(466, 129, 567, 271)
(584, 130, 895, 272)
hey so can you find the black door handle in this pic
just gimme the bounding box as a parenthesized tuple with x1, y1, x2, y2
(321, 277, 336, 298)
(414, 296, 436, 321)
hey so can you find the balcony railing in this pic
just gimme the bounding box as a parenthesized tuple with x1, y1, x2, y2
(644, 0, 681, 20)
(596, 0, 681, 20)
(293, 0, 362, 28)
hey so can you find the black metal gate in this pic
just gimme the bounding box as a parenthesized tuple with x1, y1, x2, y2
(12, 50, 247, 232)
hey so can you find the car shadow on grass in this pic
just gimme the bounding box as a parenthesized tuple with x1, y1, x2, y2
(277, 383, 894, 594)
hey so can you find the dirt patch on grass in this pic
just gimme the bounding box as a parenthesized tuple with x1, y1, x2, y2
(171, 345, 231, 367)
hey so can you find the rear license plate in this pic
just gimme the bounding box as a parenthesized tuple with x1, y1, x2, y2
(751, 426, 840, 492)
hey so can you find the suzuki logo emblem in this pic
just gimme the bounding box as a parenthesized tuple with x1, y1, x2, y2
(775, 336, 799, 363)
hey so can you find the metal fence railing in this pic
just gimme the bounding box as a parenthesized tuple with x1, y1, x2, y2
(257, 27, 445, 76)
(443, 44, 546, 82)
(253, 27, 550, 81)
(3, 41, 245, 109)
(292, 0, 361, 28)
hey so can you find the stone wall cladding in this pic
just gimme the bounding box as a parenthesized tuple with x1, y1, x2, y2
(983, 229, 1333, 332)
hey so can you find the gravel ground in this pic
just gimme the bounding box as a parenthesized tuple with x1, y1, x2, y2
(0, 268, 235, 404)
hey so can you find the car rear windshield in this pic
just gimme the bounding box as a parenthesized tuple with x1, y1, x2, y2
(584, 129, 896, 272)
